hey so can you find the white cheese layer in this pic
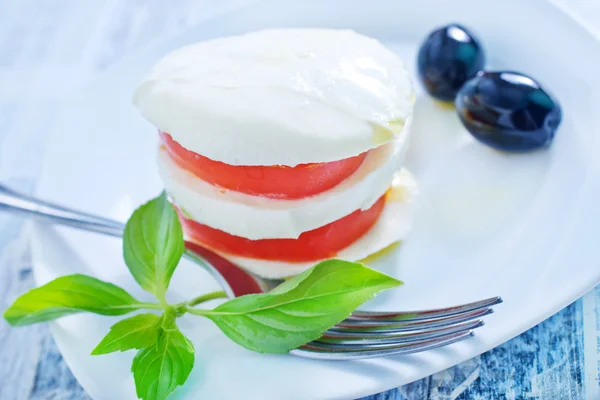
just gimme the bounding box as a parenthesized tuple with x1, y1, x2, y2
(206, 169, 418, 278)
(135, 29, 414, 166)
(158, 126, 410, 240)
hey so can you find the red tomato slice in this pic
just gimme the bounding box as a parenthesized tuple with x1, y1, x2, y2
(161, 131, 367, 199)
(177, 195, 386, 262)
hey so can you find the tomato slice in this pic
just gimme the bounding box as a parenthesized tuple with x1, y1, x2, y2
(161, 131, 367, 199)
(178, 195, 386, 262)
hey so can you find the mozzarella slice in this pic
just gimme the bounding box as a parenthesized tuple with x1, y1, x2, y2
(205, 169, 418, 278)
(158, 122, 411, 240)
(134, 29, 414, 166)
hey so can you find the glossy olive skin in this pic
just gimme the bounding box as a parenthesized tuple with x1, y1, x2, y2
(418, 24, 485, 101)
(455, 71, 562, 152)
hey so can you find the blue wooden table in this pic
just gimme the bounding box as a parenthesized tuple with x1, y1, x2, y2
(1, 1, 599, 399)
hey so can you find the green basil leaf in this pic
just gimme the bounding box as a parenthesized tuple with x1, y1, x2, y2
(203, 259, 402, 353)
(161, 308, 179, 332)
(3, 274, 144, 327)
(123, 192, 184, 298)
(91, 313, 162, 355)
(132, 325, 194, 400)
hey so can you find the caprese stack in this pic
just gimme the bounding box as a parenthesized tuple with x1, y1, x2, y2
(134, 29, 418, 278)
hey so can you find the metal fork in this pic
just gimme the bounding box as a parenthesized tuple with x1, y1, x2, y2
(0, 184, 502, 360)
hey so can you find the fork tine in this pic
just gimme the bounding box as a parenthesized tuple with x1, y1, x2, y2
(331, 307, 493, 333)
(291, 330, 474, 360)
(318, 320, 484, 345)
(349, 296, 502, 323)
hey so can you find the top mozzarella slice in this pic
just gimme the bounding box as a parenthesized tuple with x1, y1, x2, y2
(134, 29, 414, 166)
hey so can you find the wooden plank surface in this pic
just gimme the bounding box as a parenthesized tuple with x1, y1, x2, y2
(0, 1, 599, 399)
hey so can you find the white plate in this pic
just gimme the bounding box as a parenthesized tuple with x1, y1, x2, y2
(31, 0, 600, 399)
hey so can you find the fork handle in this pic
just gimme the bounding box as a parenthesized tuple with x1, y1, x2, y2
(0, 184, 264, 299)
(0, 184, 125, 236)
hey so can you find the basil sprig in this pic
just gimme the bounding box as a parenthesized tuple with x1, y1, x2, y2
(4, 192, 402, 400)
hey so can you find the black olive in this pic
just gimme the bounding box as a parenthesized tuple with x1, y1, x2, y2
(455, 71, 562, 152)
(417, 24, 485, 101)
